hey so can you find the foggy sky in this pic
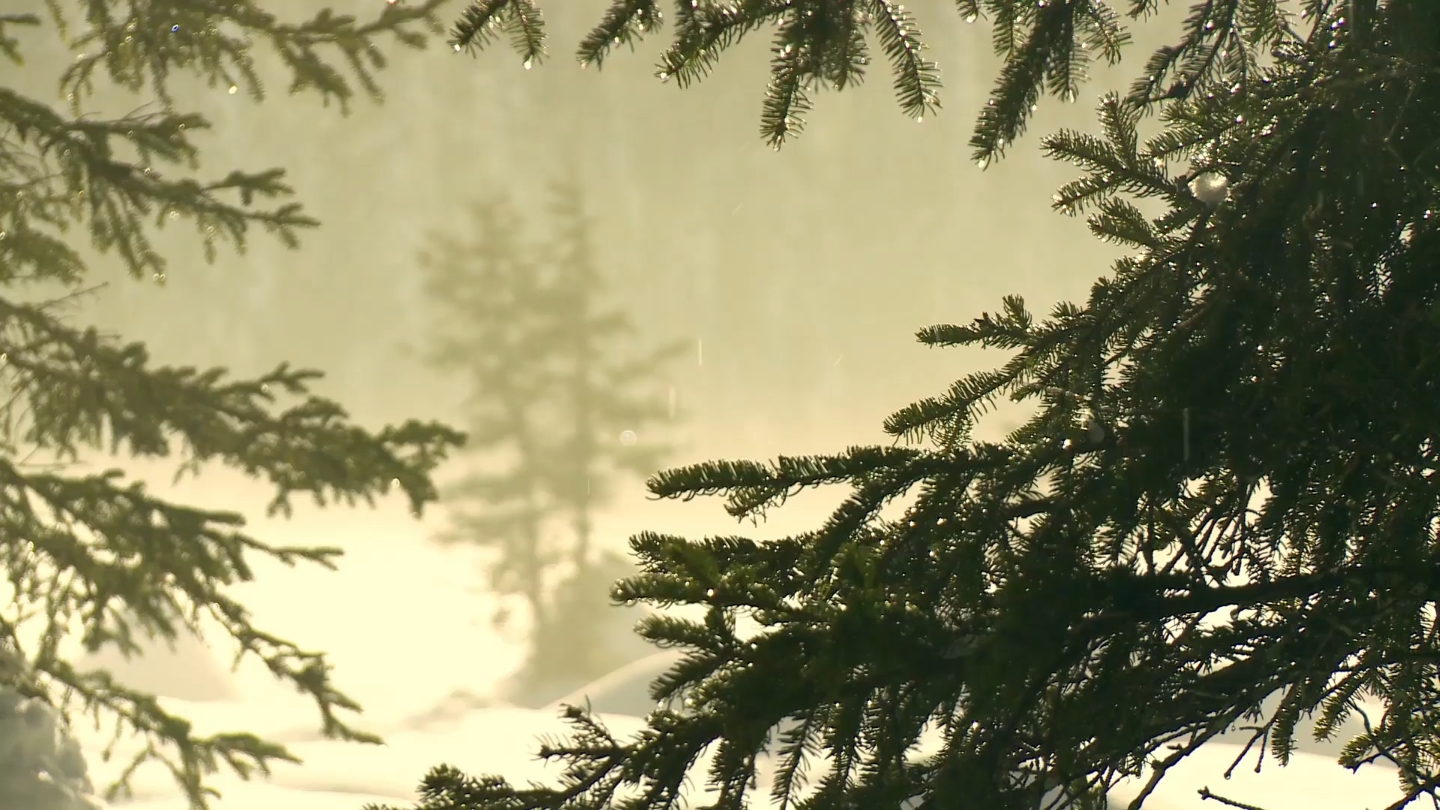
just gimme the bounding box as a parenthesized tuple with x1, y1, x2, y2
(20, 0, 1163, 469)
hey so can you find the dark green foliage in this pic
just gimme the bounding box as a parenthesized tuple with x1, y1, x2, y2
(448, 0, 1152, 154)
(1, 3, 464, 810)
(447, 0, 939, 150)
(419, 175, 685, 704)
(390, 3, 1440, 810)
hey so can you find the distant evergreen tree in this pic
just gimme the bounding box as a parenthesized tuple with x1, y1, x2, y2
(0, 4, 462, 810)
(419, 175, 685, 706)
(386, 3, 1440, 810)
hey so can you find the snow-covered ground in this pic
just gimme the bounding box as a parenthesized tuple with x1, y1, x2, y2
(22, 464, 1411, 810)
(79, 635, 1411, 810)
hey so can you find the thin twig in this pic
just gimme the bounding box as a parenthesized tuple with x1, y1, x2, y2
(1198, 786, 1273, 810)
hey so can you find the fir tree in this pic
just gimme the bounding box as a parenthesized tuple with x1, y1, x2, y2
(0, 4, 463, 810)
(390, 3, 1440, 810)
(420, 176, 684, 706)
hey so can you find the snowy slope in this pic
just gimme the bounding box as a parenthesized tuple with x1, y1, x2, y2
(45, 481, 1409, 810)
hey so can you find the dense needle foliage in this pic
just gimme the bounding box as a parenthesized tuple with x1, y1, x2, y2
(1, 3, 463, 809)
(398, 2, 1440, 810)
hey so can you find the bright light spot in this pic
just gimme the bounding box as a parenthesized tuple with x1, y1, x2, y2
(1189, 172, 1230, 207)
(620, 430, 638, 446)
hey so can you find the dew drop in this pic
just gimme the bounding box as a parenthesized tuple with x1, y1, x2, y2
(620, 430, 638, 445)
(523, 58, 533, 70)
(228, 85, 238, 94)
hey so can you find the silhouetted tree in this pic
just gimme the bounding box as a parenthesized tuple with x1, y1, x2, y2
(382, 3, 1440, 810)
(420, 175, 684, 705)
(0, 4, 463, 810)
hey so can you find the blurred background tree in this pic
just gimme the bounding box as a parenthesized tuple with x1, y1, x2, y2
(417, 172, 685, 706)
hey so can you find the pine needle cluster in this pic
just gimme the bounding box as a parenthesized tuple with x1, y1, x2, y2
(406, 3, 1440, 810)
(1, 4, 464, 809)
(446, 0, 938, 150)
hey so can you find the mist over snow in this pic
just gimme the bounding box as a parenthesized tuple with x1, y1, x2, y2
(10, 460, 1399, 810)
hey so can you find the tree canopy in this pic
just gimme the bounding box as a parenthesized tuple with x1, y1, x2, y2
(1, 3, 463, 809)
(400, 2, 1440, 810)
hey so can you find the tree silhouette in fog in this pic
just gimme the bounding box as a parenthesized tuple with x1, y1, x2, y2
(418, 174, 685, 706)
(0, 4, 464, 809)
(381, 3, 1440, 810)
